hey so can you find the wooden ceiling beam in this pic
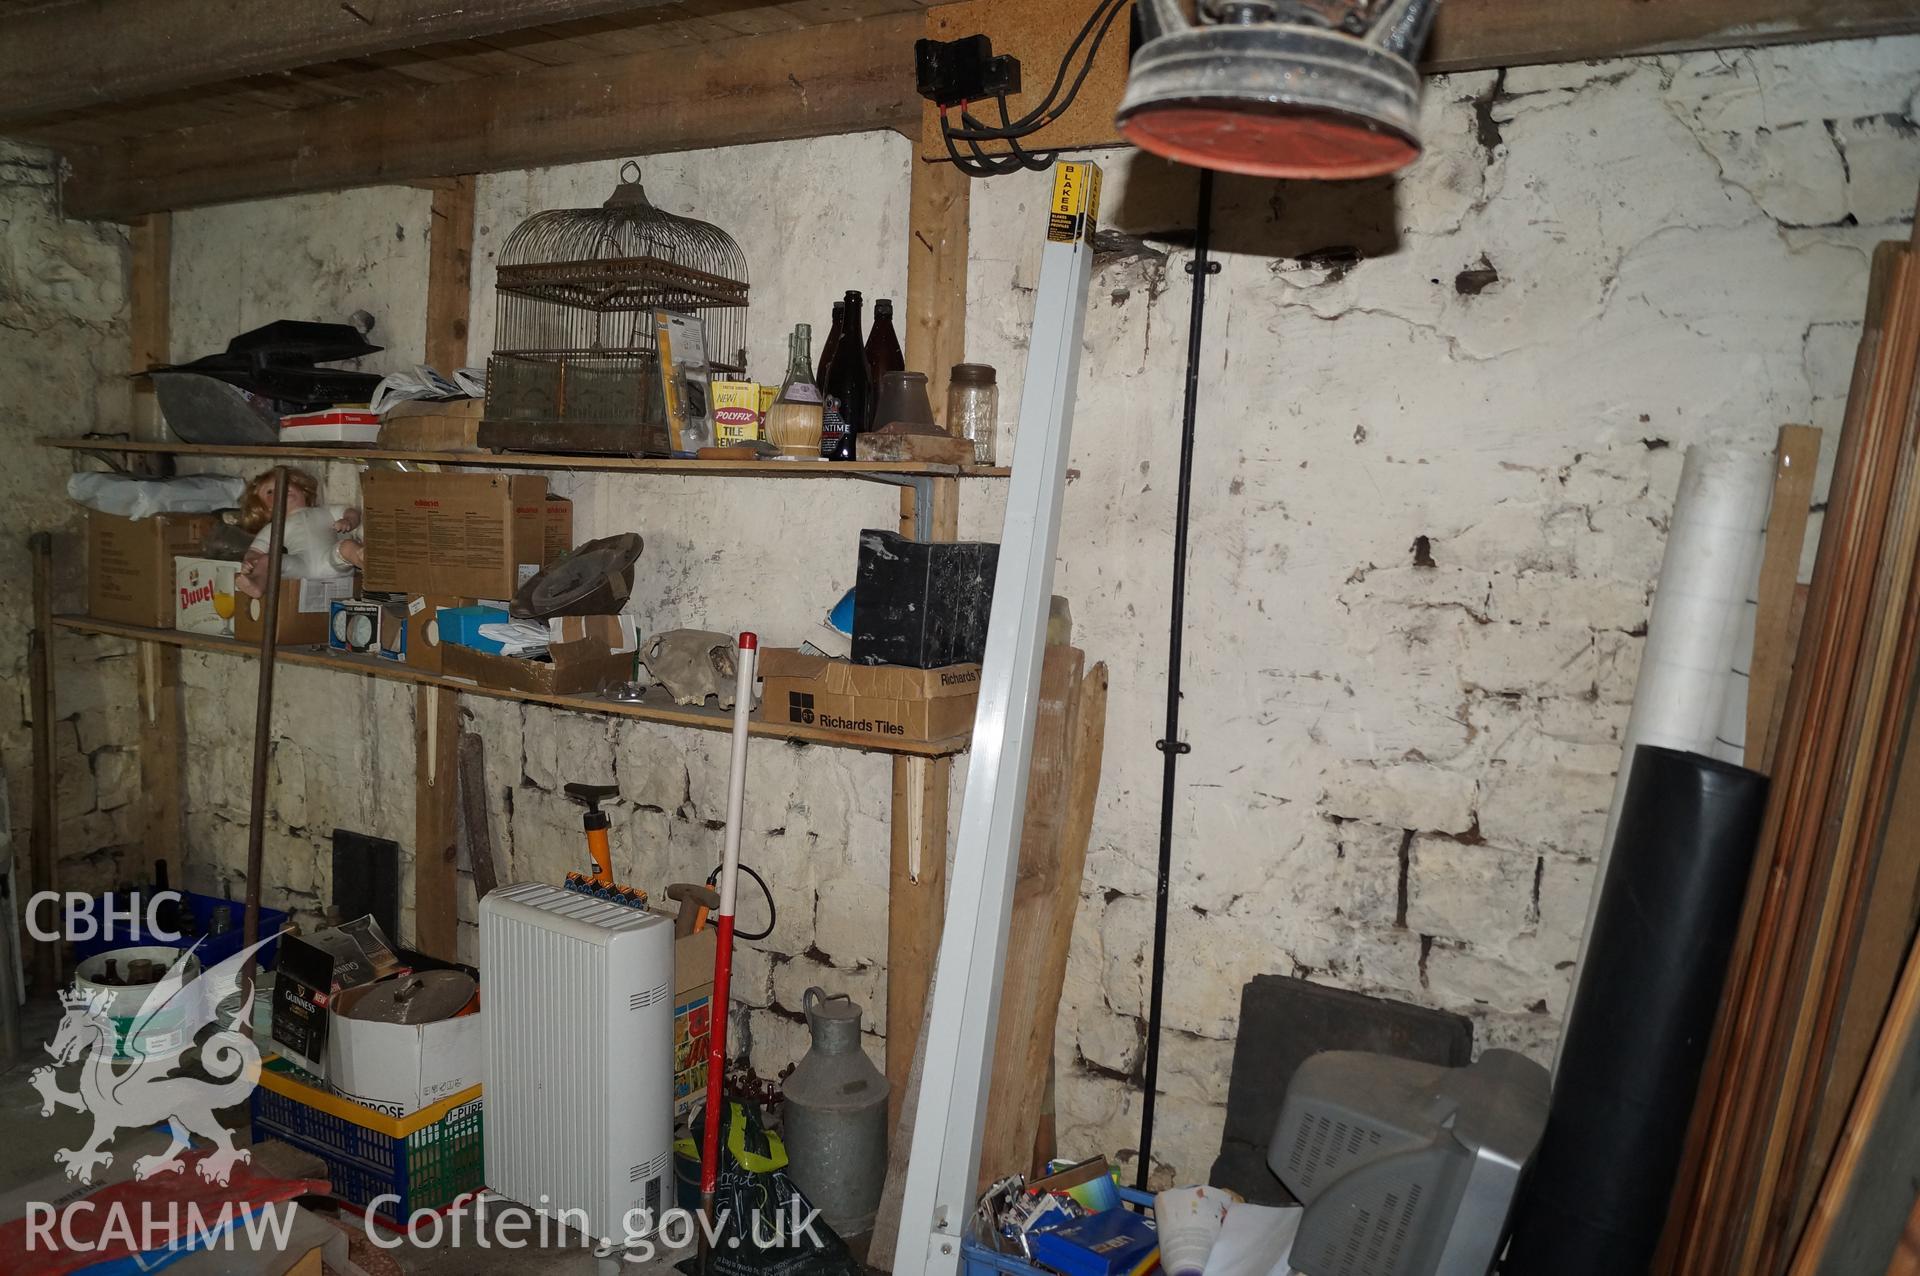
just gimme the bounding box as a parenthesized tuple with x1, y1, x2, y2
(0, 0, 705, 124)
(60, 14, 923, 221)
(1422, 0, 1920, 72)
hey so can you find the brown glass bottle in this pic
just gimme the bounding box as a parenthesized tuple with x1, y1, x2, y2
(816, 301, 845, 390)
(864, 299, 905, 422)
(823, 291, 870, 461)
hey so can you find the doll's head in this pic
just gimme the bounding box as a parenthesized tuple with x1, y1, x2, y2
(239, 468, 321, 532)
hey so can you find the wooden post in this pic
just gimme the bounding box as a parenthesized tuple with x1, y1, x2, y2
(28, 533, 60, 993)
(1748, 424, 1822, 772)
(414, 686, 460, 957)
(426, 177, 475, 374)
(128, 211, 169, 441)
(888, 155, 970, 1128)
(129, 212, 185, 878)
(413, 175, 475, 959)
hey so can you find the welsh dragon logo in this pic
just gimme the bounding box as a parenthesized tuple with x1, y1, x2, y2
(31, 936, 279, 1186)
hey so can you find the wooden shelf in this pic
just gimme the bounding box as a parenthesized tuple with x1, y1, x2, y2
(40, 436, 1010, 480)
(55, 615, 972, 758)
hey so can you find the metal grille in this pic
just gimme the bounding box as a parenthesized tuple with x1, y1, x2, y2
(485, 162, 749, 441)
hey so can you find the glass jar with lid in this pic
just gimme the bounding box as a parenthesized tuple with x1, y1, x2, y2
(946, 363, 998, 466)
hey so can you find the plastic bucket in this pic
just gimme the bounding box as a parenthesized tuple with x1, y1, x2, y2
(73, 947, 204, 1060)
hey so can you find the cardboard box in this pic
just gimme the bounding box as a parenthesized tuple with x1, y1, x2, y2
(545, 496, 574, 562)
(328, 597, 390, 653)
(233, 575, 356, 646)
(380, 593, 468, 672)
(360, 471, 549, 598)
(326, 985, 484, 1116)
(549, 613, 638, 652)
(756, 649, 981, 744)
(272, 916, 406, 1079)
(173, 556, 240, 636)
(441, 633, 634, 696)
(673, 926, 716, 1121)
(375, 398, 485, 452)
(89, 512, 215, 628)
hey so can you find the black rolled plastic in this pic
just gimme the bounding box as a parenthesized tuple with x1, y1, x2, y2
(1505, 744, 1768, 1275)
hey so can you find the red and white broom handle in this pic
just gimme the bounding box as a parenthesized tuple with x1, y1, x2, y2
(700, 631, 758, 1202)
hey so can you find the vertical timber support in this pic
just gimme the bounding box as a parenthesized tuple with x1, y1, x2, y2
(890, 158, 970, 1128)
(129, 213, 183, 883)
(414, 175, 476, 959)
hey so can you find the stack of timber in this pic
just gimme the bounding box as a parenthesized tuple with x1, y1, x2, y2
(1659, 210, 1920, 1273)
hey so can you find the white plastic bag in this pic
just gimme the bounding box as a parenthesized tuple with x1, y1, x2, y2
(67, 472, 247, 519)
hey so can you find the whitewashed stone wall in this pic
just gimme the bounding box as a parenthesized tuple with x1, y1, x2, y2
(58, 35, 1920, 1187)
(0, 141, 145, 895)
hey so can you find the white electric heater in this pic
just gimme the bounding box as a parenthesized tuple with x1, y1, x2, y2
(480, 881, 675, 1244)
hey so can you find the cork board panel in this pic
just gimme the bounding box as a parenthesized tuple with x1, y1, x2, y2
(918, 0, 1132, 162)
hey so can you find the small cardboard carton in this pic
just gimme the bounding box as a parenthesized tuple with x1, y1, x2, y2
(325, 982, 484, 1117)
(441, 632, 634, 696)
(90, 511, 215, 628)
(672, 926, 716, 1121)
(271, 916, 406, 1080)
(756, 649, 981, 744)
(380, 593, 470, 671)
(173, 556, 240, 636)
(359, 471, 549, 599)
(375, 398, 485, 452)
(233, 575, 356, 646)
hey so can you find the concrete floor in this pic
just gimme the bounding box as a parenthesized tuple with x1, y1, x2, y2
(0, 994, 675, 1274)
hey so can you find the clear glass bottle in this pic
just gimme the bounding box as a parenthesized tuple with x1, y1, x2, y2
(947, 363, 998, 465)
(766, 324, 825, 459)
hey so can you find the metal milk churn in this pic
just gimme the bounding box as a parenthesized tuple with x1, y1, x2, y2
(783, 987, 889, 1235)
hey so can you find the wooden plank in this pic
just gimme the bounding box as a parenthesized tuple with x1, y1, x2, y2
(414, 685, 460, 958)
(135, 645, 185, 882)
(1789, 928, 1920, 1274)
(1420, 0, 1920, 73)
(906, 158, 970, 421)
(426, 176, 476, 373)
(40, 437, 1006, 479)
(1750, 424, 1824, 772)
(127, 212, 170, 440)
(456, 731, 502, 903)
(0, 0, 690, 123)
(885, 473, 960, 1129)
(51, 616, 973, 757)
(1793, 697, 1920, 1248)
(28, 533, 60, 994)
(59, 15, 923, 220)
(979, 654, 1106, 1188)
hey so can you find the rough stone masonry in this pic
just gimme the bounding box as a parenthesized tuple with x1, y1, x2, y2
(3, 37, 1917, 1188)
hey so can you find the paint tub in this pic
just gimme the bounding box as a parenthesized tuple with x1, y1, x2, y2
(73, 946, 204, 1061)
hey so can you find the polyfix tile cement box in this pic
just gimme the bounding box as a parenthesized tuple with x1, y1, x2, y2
(359, 471, 548, 599)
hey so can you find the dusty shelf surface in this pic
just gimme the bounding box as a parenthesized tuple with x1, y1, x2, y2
(55, 616, 973, 758)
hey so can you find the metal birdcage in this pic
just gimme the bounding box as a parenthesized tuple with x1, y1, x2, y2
(482, 162, 749, 451)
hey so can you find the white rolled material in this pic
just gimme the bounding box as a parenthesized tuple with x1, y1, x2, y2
(1556, 443, 1774, 1071)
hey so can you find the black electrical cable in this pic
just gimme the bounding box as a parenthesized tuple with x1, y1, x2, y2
(939, 0, 1126, 174)
(706, 862, 776, 941)
(1136, 169, 1215, 1189)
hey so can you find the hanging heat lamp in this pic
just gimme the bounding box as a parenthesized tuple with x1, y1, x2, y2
(1117, 0, 1440, 181)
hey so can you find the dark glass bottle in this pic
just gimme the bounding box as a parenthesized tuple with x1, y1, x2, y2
(816, 301, 845, 390)
(864, 299, 905, 422)
(823, 291, 870, 461)
(154, 858, 180, 935)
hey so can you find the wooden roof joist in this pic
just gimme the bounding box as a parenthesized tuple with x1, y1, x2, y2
(59, 15, 925, 221)
(0, 0, 701, 124)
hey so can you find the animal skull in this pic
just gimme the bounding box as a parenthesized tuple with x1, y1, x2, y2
(641, 630, 749, 708)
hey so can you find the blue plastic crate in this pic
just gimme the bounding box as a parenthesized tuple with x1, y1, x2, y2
(71, 890, 289, 969)
(962, 1186, 1155, 1276)
(250, 1060, 484, 1229)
